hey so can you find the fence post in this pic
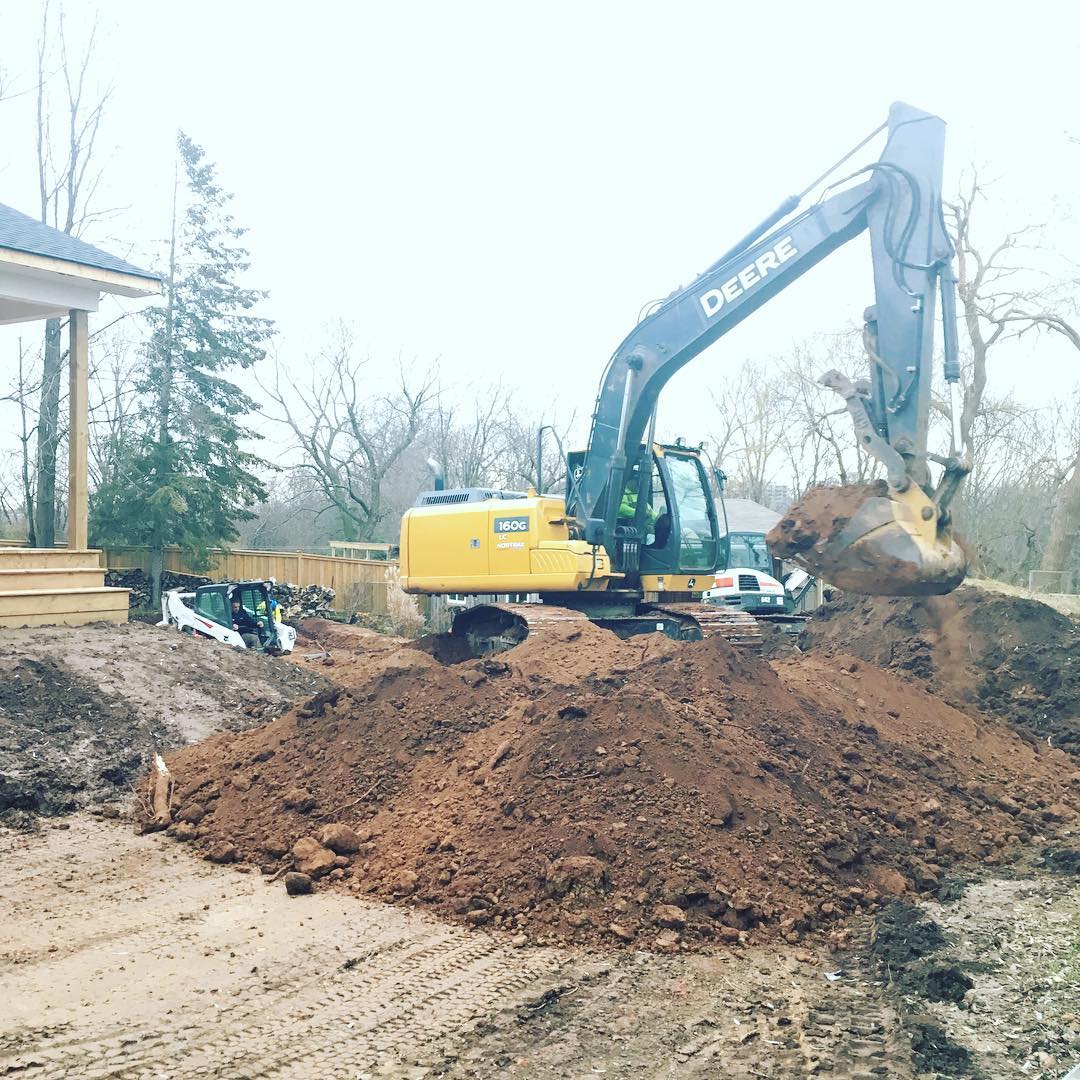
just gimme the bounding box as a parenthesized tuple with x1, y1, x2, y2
(295, 553, 303, 585)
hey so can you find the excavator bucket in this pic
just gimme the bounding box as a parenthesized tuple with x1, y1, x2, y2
(767, 482, 967, 597)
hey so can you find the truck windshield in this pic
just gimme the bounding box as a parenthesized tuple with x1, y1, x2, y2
(727, 532, 772, 572)
(665, 454, 716, 571)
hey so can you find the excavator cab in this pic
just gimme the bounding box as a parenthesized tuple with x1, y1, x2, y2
(570, 443, 724, 592)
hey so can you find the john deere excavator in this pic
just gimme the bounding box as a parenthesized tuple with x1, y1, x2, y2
(400, 102, 971, 654)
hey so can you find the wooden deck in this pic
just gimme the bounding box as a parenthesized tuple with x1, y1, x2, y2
(0, 549, 128, 627)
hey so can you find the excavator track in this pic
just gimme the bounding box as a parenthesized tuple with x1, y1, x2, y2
(649, 603, 763, 650)
(451, 601, 761, 656)
(451, 602, 590, 655)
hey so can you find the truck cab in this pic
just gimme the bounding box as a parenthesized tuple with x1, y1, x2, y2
(703, 498, 787, 613)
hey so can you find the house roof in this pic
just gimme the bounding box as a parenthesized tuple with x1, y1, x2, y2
(721, 497, 782, 535)
(0, 201, 158, 282)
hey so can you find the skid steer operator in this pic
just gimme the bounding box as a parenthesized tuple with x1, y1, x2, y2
(231, 597, 264, 648)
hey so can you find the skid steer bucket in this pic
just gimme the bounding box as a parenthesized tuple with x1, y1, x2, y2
(768, 482, 967, 597)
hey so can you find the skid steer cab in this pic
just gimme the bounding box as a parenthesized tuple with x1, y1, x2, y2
(159, 580, 297, 654)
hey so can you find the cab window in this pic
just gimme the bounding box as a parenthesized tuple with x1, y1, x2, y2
(727, 532, 773, 572)
(665, 455, 717, 570)
(194, 589, 228, 625)
(234, 587, 268, 619)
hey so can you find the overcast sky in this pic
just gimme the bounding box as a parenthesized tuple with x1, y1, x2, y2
(1, 0, 1078, 462)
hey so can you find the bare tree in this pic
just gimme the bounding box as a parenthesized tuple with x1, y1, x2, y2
(430, 385, 515, 490)
(1040, 390, 1080, 579)
(708, 359, 793, 505)
(32, 3, 113, 546)
(87, 333, 141, 492)
(262, 329, 436, 540)
(776, 333, 882, 493)
(0, 338, 45, 543)
(948, 176, 1080, 574)
(502, 410, 574, 494)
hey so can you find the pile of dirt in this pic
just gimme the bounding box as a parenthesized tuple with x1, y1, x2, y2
(0, 622, 330, 827)
(0, 656, 157, 823)
(801, 584, 1080, 752)
(148, 618, 1075, 950)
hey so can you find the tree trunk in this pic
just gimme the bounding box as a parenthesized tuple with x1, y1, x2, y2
(1040, 454, 1080, 582)
(149, 544, 165, 609)
(150, 171, 179, 609)
(33, 317, 63, 547)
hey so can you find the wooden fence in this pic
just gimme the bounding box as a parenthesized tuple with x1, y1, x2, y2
(98, 545, 395, 615)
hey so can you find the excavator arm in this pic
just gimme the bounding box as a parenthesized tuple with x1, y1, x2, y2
(570, 102, 969, 596)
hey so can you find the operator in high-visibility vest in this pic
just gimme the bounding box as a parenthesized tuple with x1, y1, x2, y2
(618, 485, 659, 528)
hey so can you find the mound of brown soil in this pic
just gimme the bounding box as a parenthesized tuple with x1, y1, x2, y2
(801, 585, 1080, 752)
(0, 623, 330, 828)
(148, 619, 1075, 951)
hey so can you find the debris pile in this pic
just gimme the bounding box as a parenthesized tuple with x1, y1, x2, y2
(802, 585, 1080, 752)
(147, 605, 1076, 950)
(0, 656, 154, 823)
(273, 582, 336, 619)
(105, 569, 212, 608)
(0, 622, 331, 828)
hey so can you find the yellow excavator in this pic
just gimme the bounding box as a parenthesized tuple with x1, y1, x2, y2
(400, 102, 970, 653)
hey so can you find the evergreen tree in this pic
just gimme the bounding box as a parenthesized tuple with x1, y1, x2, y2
(92, 133, 273, 601)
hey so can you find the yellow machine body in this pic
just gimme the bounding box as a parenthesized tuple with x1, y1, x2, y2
(399, 493, 620, 595)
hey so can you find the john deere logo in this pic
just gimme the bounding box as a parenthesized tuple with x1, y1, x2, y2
(494, 516, 530, 534)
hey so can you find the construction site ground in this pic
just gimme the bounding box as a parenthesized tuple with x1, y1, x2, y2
(1, 587, 1077, 1078)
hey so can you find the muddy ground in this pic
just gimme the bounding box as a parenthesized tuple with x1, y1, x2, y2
(0, 815, 1076, 1079)
(1, 602, 1078, 1078)
(0, 622, 329, 826)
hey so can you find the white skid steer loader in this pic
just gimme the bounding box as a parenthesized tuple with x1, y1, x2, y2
(159, 579, 297, 654)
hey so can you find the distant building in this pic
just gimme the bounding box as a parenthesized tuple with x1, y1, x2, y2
(720, 498, 781, 535)
(721, 480, 793, 513)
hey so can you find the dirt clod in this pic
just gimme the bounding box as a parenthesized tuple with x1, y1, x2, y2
(908, 1014, 974, 1075)
(319, 823, 362, 854)
(282, 787, 316, 812)
(284, 871, 313, 896)
(653, 904, 687, 930)
(205, 841, 237, 864)
(920, 964, 974, 1004)
(291, 837, 336, 876)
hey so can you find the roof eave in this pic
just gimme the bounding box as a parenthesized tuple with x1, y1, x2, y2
(0, 245, 161, 298)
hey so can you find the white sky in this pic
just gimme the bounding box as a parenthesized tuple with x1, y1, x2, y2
(1, 0, 1078, 462)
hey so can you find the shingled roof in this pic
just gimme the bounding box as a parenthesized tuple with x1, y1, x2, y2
(722, 497, 782, 534)
(0, 201, 157, 281)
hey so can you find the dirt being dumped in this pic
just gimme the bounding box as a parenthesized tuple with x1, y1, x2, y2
(768, 482, 885, 561)
(151, 616, 1076, 951)
(769, 480, 970, 598)
(802, 585, 1080, 752)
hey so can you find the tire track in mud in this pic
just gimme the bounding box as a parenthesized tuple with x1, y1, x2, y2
(0, 818, 566, 1079)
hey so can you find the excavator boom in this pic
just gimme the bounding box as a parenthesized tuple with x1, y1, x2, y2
(571, 102, 968, 596)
